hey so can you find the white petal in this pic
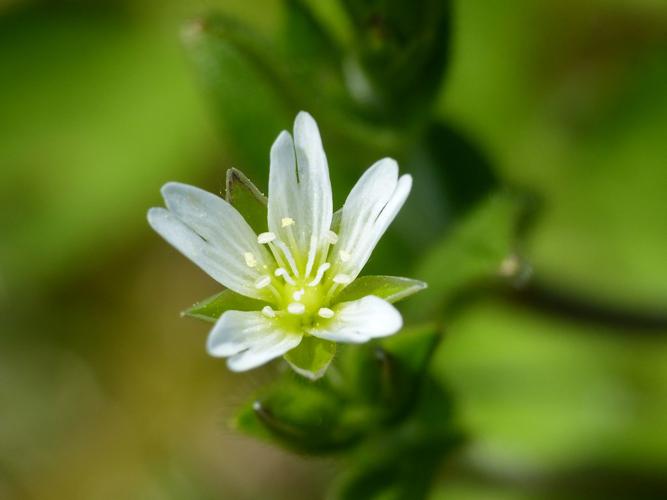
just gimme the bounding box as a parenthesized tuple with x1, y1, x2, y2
(308, 295, 402, 343)
(268, 112, 332, 272)
(331, 158, 412, 282)
(148, 182, 274, 301)
(207, 311, 302, 371)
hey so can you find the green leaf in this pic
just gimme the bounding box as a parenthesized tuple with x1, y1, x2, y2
(334, 275, 427, 304)
(225, 167, 268, 234)
(182, 289, 266, 322)
(284, 335, 336, 380)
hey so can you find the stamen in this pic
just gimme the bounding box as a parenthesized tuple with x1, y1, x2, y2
(305, 234, 317, 277)
(318, 307, 334, 319)
(292, 288, 305, 301)
(243, 252, 257, 267)
(274, 267, 296, 285)
(261, 306, 276, 318)
(333, 273, 352, 285)
(254, 275, 272, 289)
(325, 230, 338, 244)
(339, 250, 351, 262)
(281, 217, 295, 227)
(272, 239, 300, 277)
(307, 262, 330, 287)
(287, 302, 305, 315)
(257, 232, 276, 244)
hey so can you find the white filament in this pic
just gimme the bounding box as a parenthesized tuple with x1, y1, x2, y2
(272, 239, 300, 277)
(307, 262, 330, 287)
(274, 267, 296, 285)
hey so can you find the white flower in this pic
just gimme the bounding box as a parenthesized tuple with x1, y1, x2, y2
(148, 112, 412, 373)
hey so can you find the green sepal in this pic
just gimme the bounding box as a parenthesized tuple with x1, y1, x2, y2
(336, 324, 441, 416)
(334, 275, 427, 304)
(284, 336, 336, 381)
(225, 167, 268, 234)
(233, 378, 365, 454)
(182, 289, 266, 323)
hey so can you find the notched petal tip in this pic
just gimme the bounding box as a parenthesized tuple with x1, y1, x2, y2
(294, 110, 316, 128)
(371, 157, 399, 178)
(146, 206, 166, 226)
(160, 181, 188, 201)
(294, 111, 324, 149)
(397, 173, 413, 193)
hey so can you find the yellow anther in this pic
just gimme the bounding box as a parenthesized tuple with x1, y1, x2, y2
(318, 307, 334, 319)
(257, 232, 276, 244)
(244, 252, 257, 267)
(339, 250, 351, 262)
(261, 306, 276, 318)
(281, 217, 295, 227)
(325, 230, 338, 244)
(333, 273, 352, 285)
(287, 302, 305, 315)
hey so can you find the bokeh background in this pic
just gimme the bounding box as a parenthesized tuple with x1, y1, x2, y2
(1, 0, 666, 499)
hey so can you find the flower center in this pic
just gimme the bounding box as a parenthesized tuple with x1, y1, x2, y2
(251, 221, 349, 323)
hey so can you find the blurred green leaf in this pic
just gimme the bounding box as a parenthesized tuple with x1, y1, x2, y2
(335, 275, 427, 304)
(409, 191, 524, 317)
(225, 167, 268, 234)
(182, 14, 295, 179)
(340, 0, 451, 120)
(284, 336, 336, 381)
(182, 289, 265, 322)
(381, 323, 440, 376)
(332, 376, 461, 500)
(424, 122, 498, 220)
(282, 0, 341, 68)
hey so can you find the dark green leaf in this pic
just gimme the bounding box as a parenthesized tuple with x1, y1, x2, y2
(424, 121, 498, 221)
(182, 289, 266, 323)
(225, 167, 268, 234)
(284, 335, 336, 380)
(340, 0, 451, 121)
(334, 275, 427, 304)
